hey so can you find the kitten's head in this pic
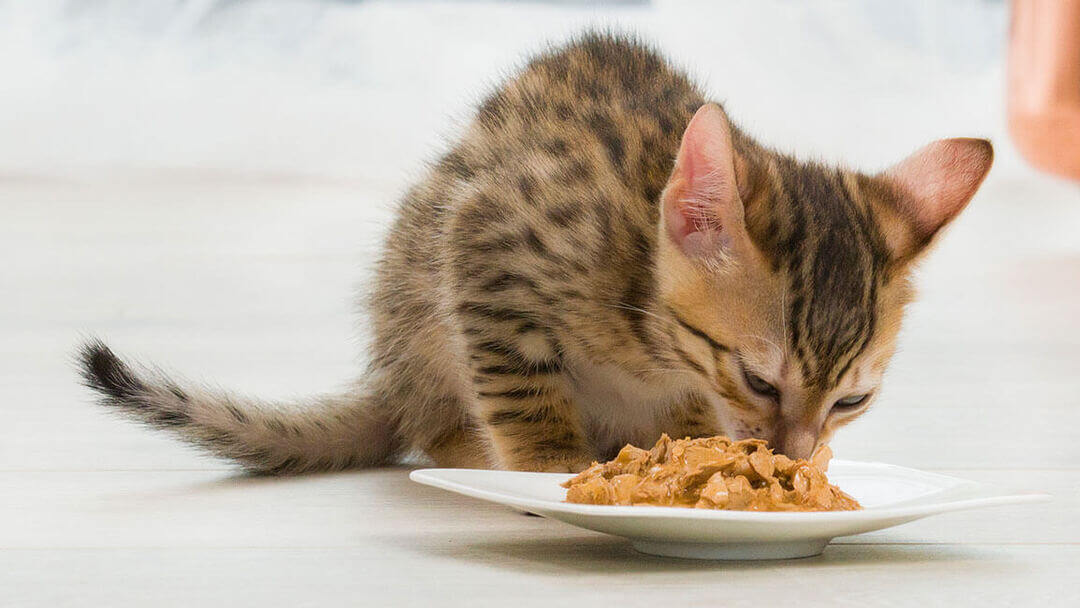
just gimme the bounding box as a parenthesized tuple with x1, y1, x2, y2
(657, 104, 992, 458)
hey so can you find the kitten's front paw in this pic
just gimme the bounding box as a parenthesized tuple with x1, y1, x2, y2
(516, 455, 596, 473)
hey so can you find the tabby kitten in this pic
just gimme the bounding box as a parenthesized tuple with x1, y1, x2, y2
(80, 33, 992, 474)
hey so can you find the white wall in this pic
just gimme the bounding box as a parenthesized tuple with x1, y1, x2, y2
(0, 0, 1020, 182)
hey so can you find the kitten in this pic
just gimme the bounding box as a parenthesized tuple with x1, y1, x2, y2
(79, 33, 992, 474)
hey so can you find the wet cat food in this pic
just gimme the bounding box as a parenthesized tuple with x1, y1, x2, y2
(563, 434, 861, 512)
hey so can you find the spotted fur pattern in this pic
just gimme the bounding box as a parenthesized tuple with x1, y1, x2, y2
(79, 33, 992, 473)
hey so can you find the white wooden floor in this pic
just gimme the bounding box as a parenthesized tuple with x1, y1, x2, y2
(2, 171, 1079, 607)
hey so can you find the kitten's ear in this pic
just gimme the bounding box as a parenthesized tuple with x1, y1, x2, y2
(662, 103, 752, 261)
(878, 138, 993, 260)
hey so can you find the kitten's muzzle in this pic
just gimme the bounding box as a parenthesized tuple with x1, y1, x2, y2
(776, 426, 819, 460)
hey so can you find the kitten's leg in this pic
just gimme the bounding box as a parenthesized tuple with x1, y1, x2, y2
(665, 393, 722, 440)
(467, 335, 594, 473)
(425, 422, 492, 469)
(366, 335, 493, 469)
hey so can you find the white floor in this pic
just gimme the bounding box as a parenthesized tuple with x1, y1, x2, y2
(2, 169, 1079, 607)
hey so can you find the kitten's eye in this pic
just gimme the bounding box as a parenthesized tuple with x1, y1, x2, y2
(742, 368, 779, 399)
(833, 393, 870, 411)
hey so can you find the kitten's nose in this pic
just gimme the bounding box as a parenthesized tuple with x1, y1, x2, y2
(777, 426, 818, 460)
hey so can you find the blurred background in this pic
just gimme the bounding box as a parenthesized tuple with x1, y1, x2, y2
(2, 0, 1078, 469)
(0, 0, 1017, 178)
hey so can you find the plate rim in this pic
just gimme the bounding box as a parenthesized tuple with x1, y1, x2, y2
(409, 462, 1051, 523)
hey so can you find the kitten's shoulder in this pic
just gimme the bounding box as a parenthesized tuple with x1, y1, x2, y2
(534, 31, 694, 96)
(532, 32, 672, 80)
(477, 32, 702, 129)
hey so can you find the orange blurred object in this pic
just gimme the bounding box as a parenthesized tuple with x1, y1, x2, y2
(1008, 0, 1080, 180)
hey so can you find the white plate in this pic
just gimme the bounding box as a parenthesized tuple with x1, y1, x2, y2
(410, 461, 1050, 560)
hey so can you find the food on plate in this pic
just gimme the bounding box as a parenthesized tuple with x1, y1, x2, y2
(562, 434, 861, 512)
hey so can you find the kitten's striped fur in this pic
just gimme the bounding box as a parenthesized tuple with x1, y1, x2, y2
(79, 33, 992, 473)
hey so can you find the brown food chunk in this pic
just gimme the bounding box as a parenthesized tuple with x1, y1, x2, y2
(562, 435, 861, 512)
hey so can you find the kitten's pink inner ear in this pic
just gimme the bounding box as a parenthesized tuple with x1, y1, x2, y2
(663, 103, 746, 258)
(883, 138, 994, 246)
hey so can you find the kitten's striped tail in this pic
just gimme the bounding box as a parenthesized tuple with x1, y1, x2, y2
(77, 339, 397, 474)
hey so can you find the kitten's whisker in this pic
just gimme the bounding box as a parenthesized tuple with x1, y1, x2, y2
(779, 290, 787, 340)
(736, 333, 784, 356)
(601, 302, 669, 324)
